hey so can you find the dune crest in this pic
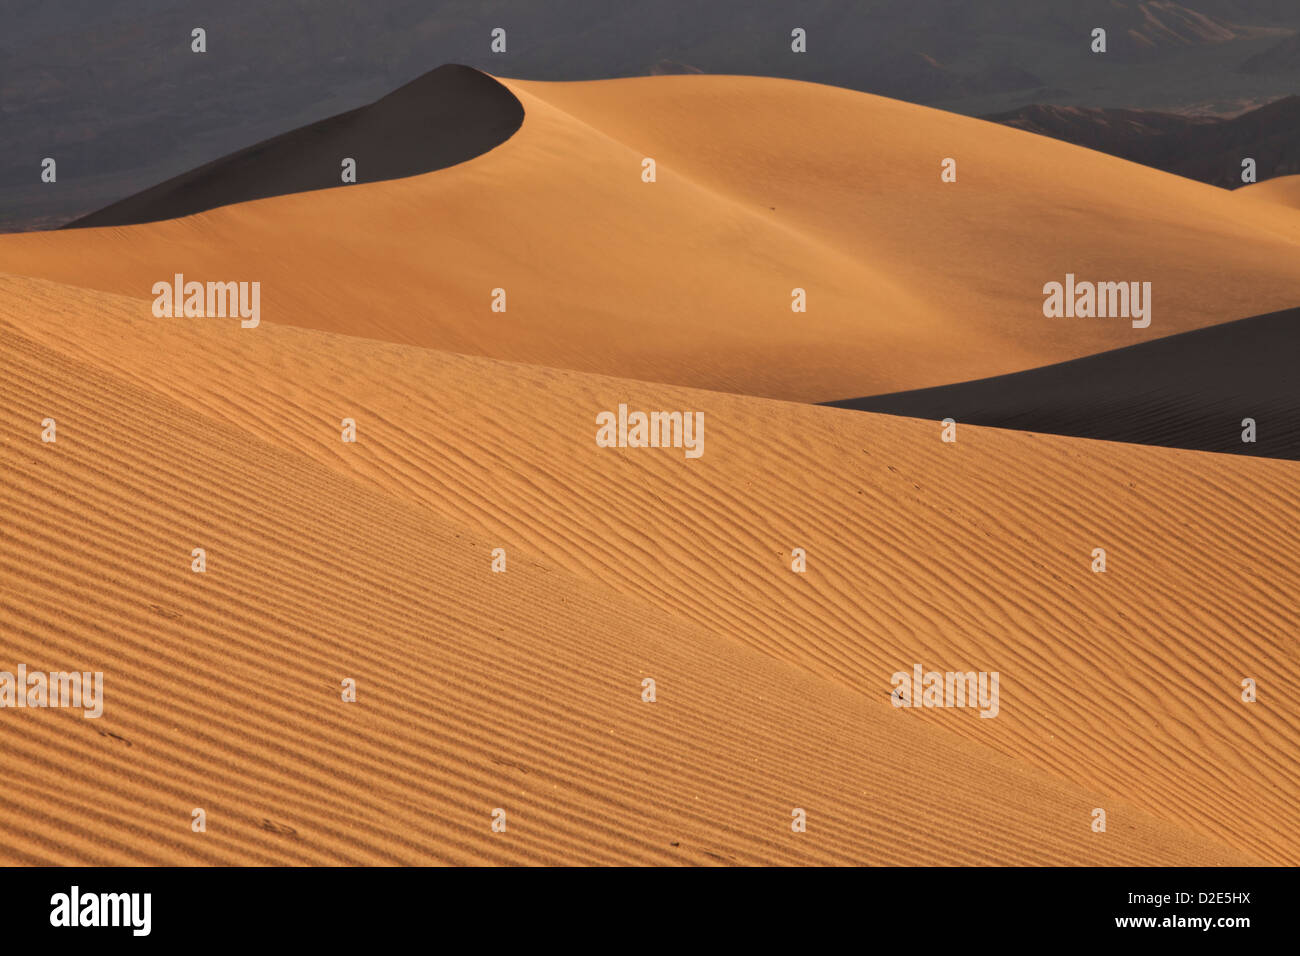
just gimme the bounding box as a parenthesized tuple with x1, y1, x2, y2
(65, 64, 525, 229)
(1237, 173, 1300, 209)
(0, 72, 1297, 401)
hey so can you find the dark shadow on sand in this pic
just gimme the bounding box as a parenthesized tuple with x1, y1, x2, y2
(64, 65, 524, 229)
(824, 308, 1300, 461)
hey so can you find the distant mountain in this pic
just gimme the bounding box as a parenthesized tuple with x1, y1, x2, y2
(3, 0, 1298, 230)
(985, 95, 1300, 187)
(1239, 31, 1300, 71)
(1123, 0, 1247, 47)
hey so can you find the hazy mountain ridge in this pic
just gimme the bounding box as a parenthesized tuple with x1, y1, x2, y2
(986, 95, 1300, 187)
(3, 0, 1298, 230)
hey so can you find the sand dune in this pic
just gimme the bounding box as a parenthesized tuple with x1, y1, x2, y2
(1238, 173, 1300, 209)
(1, 272, 1294, 865)
(499, 74, 1300, 392)
(66, 65, 524, 229)
(2, 69, 1295, 868)
(824, 306, 1300, 460)
(2, 70, 1299, 401)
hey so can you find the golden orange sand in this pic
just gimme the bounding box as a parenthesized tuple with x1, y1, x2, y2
(1237, 173, 1300, 210)
(1, 74, 1298, 401)
(0, 271, 1295, 865)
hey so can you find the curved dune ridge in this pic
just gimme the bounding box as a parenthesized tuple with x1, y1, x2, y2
(1, 273, 1296, 866)
(64, 65, 525, 229)
(1, 69, 1298, 401)
(2, 68, 1297, 867)
(824, 307, 1300, 461)
(1237, 173, 1300, 210)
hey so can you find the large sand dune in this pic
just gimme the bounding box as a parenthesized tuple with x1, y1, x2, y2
(1, 272, 1294, 865)
(2, 70, 1299, 401)
(2, 69, 1296, 868)
(825, 306, 1300, 461)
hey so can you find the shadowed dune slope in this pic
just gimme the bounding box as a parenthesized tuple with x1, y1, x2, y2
(2, 72, 1299, 401)
(65, 65, 524, 229)
(823, 307, 1300, 461)
(2, 273, 1296, 865)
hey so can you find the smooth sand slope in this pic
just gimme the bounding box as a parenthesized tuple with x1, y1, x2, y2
(66, 65, 524, 229)
(2, 70, 1299, 401)
(1238, 173, 1300, 210)
(824, 307, 1300, 461)
(1, 273, 1295, 865)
